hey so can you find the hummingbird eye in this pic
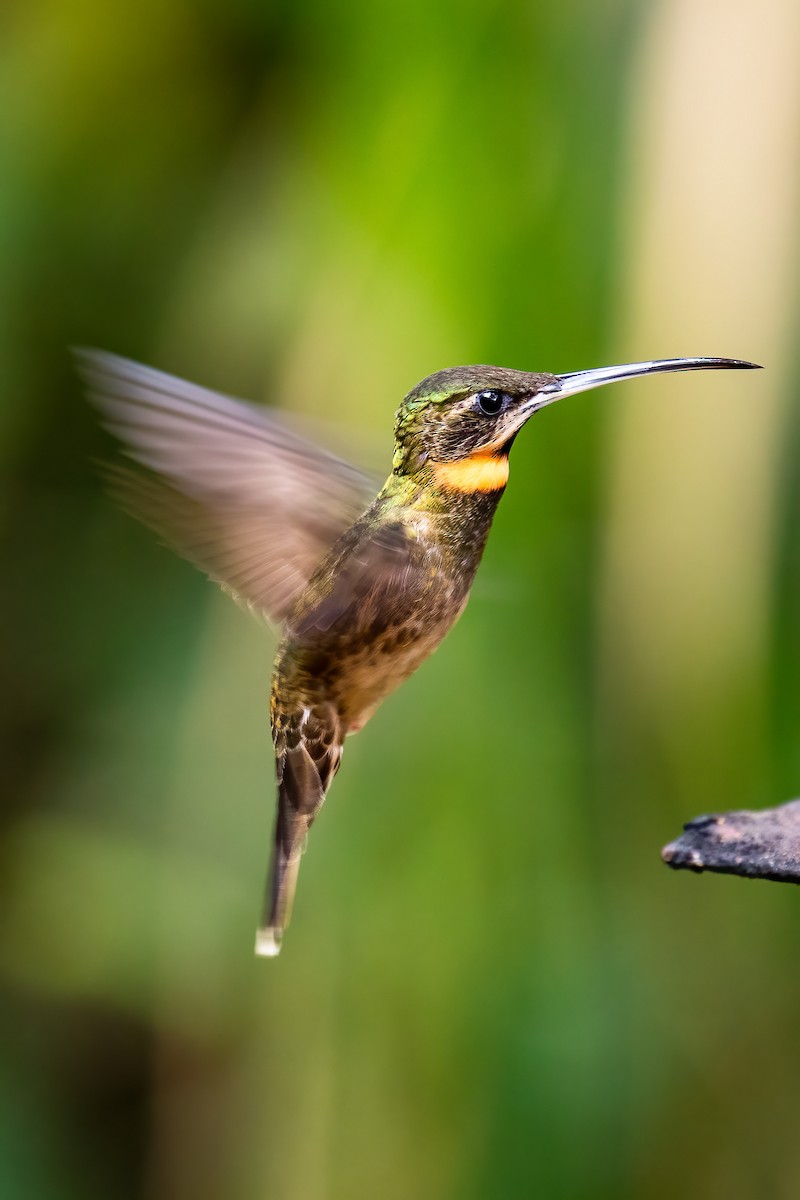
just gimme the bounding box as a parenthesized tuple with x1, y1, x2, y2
(474, 389, 508, 417)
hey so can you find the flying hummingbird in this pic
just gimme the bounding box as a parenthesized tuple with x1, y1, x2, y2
(79, 351, 760, 955)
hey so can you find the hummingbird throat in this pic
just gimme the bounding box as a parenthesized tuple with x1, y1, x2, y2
(433, 451, 510, 494)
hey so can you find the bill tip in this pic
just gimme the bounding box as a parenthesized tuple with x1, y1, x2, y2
(254, 927, 282, 958)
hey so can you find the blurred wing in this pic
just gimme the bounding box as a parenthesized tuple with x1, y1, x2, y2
(291, 521, 431, 640)
(77, 349, 377, 625)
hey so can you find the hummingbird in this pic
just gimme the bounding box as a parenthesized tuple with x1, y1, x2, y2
(79, 350, 760, 955)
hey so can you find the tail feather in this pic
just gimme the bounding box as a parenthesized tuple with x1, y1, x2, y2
(254, 715, 342, 958)
(255, 840, 302, 957)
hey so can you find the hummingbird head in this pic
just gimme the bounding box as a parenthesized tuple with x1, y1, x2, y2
(392, 365, 558, 484)
(392, 357, 761, 494)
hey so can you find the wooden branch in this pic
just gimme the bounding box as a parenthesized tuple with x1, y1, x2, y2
(661, 799, 800, 884)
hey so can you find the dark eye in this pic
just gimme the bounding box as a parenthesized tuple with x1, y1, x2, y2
(475, 389, 508, 416)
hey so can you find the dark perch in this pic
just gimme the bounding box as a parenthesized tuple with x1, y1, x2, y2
(662, 799, 800, 884)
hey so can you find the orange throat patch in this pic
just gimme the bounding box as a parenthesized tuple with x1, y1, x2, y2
(433, 452, 510, 494)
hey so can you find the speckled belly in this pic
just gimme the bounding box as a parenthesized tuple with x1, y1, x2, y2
(272, 593, 469, 738)
(330, 611, 463, 732)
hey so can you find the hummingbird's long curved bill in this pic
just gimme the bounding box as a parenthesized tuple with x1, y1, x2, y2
(535, 356, 762, 410)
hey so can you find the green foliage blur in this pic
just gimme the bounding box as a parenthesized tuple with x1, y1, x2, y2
(2, 1, 799, 1197)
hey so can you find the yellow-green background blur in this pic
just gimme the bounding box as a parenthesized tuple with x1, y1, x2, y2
(2, 1, 799, 1197)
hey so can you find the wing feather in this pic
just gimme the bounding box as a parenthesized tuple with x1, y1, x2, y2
(78, 350, 376, 625)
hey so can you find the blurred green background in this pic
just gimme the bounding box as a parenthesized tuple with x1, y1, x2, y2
(2, 0, 799, 1196)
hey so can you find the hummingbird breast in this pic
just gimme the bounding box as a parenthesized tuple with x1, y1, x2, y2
(271, 485, 502, 735)
(327, 596, 467, 733)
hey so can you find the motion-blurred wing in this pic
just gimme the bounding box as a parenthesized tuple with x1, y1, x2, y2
(77, 350, 376, 625)
(291, 521, 420, 639)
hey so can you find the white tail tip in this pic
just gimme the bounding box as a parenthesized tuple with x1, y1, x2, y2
(254, 927, 282, 958)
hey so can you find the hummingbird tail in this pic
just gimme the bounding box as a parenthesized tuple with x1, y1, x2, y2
(254, 842, 302, 958)
(255, 709, 343, 958)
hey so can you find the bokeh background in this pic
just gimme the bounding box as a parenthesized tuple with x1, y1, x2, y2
(2, 0, 799, 1196)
